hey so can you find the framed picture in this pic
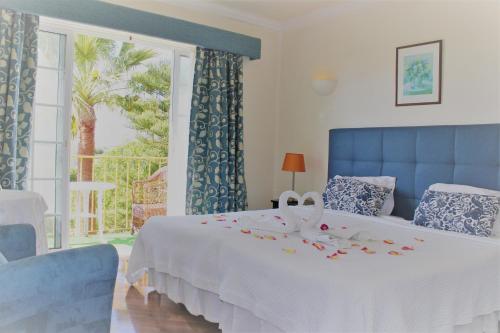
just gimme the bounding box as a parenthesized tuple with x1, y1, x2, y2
(396, 40, 442, 106)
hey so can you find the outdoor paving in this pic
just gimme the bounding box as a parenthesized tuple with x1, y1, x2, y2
(69, 232, 136, 257)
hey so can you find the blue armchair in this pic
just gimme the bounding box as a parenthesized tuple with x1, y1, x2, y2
(0, 224, 118, 333)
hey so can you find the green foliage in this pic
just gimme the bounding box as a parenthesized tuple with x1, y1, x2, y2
(70, 34, 171, 233)
(111, 62, 171, 157)
(100, 140, 166, 159)
(96, 62, 170, 232)
(72, 34, 156, 126)
(77, 141, 167, 232)
(70, 168, 77, 182)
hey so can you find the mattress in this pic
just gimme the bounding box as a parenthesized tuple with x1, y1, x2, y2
(127, 209, 500, 332)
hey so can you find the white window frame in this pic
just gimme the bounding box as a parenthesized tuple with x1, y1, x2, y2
(30, 25, 74, 249)
(167, 49, 195, 215)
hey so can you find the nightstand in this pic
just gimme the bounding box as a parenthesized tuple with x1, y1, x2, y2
(271, 198, 315, 209)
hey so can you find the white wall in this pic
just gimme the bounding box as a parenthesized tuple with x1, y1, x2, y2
(274, 1, 500, 196)
(107, 0, 283, 210)
(106, 1, 500, 209)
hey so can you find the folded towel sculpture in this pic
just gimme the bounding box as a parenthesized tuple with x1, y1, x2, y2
(237, 214, 296, 233)
(238, 190, 372, 248)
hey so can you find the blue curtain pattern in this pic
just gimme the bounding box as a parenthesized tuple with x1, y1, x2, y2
(186, 47, 247, 215)
(0, 9, 38, 190)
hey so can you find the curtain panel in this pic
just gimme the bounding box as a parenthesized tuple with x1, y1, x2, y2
(0, 9, 38, 190)
(186, 47, 247, 215)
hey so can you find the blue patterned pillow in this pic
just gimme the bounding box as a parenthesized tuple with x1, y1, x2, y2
(413, 190, 500, 237)
(323, 176, 391, 216)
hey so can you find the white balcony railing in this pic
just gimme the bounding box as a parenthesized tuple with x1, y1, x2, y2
(70, 154, 167, 236)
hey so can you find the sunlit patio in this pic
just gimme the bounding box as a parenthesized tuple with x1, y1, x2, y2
(67, 154, 167, 251)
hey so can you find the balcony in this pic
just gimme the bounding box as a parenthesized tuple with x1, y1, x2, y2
(69, 154, 167, 249)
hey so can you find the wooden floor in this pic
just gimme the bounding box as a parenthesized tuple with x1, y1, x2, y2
(111, 259, 221, 333)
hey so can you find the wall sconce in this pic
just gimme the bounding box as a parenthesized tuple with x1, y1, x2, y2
(311, 78, 337, 96)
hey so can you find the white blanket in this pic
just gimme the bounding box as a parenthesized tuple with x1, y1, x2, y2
(127, 208, 500, 333)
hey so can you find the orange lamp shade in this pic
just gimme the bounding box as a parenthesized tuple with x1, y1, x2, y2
(281, 153, 305, 172)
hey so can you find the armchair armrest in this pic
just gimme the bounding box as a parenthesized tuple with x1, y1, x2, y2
(0, 244, 118, 333)
(0, 224, 36, 261)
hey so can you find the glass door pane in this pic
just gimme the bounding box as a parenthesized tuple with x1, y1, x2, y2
(29, 30, 70, 249)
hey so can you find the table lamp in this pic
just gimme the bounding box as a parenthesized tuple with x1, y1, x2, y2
(281, 153, 305, 191)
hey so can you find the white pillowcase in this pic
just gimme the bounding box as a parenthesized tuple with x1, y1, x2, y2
(349, 176, 396, 215)
(428, 183, 500, 237)
(379, 215, 410, 225)
(0, 251, 7, 265)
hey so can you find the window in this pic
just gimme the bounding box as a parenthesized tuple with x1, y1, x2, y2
(29, 17, 194, 249)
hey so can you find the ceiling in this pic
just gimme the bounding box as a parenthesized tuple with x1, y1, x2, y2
(202, 0, 338, 22)
(158, 0, 344, 30)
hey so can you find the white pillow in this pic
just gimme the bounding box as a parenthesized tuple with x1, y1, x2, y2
(428, 183, 500, 236)
(0, 251, 7, 265)
(351, 176, 396, 215)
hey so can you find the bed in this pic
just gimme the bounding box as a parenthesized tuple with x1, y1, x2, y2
(127, 124, 500, 333)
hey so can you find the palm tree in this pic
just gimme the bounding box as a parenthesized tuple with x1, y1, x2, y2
(72, 34, 155, 181)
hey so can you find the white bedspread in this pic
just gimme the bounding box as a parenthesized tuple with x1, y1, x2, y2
(127, 208, 500, 333)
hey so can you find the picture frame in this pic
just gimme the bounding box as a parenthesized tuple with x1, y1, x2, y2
(396, 40, 442, 106)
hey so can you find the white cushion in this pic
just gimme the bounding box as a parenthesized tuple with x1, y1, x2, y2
(0, 251, 7, 265)
(352, 176, 396, 215)
(428, 183, 500, 237)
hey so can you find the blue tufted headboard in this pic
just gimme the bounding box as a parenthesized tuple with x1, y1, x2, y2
(328, 124, 500, 220)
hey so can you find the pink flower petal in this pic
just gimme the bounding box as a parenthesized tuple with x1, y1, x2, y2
(312, 242, 325, 251)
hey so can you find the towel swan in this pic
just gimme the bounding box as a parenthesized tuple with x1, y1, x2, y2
(297, 192, 325, 241)
(279, 190, 325, 240)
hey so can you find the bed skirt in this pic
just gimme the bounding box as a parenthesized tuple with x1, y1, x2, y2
(147, 269, 500, 333)
(148, 269, 283, 333)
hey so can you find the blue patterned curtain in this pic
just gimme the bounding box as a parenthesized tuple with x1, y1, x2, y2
(186, 47, 247, 215)
(0, 9, 38, 190)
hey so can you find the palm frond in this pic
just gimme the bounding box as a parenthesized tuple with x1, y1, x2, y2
(72, 34, 156, 136)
